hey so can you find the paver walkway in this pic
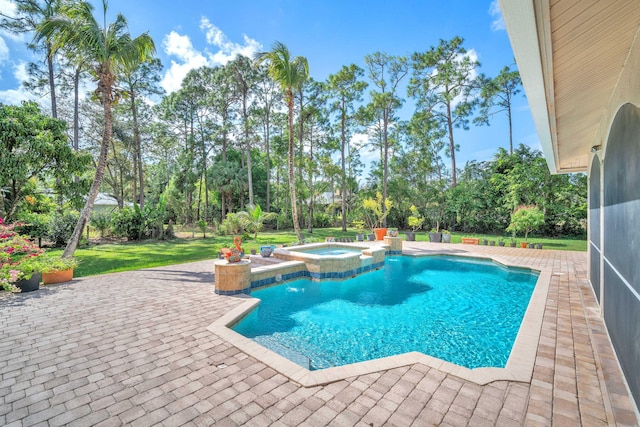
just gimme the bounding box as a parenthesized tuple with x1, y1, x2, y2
(0, 243, 638, 426)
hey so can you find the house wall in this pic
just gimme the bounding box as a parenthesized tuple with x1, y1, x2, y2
(587, 33, 640, 410)
(588, 157, 600, 302)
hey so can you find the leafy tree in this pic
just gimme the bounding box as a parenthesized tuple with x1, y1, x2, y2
(118, 58, 164, 209)
(1, 0, 64, 118)
(253, 65, 283, 212)
(230, 55, 259, 205)
(364, 52, 408, 225)
(0, 102, 89, 220)
(327, 64, 368, 231)
(410, 37, 480, 187)
(254, 41, 309, 243)
(38, 0, 155, 257)
(506, 205, 544, 242)
(475, 65, 522, 154)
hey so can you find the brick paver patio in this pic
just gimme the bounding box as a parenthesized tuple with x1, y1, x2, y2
(0, 243, 638, 426)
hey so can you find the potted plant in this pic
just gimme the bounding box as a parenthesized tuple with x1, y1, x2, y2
(363, 192, 392, 241)
(428, 229, 442, 243)
(536, 243, 543, 249)
(509, 233, 517, 247)
(386, 228, 398, 237)
(40, 256, 79, 284)
(489, 239, 496, 246)
(481, 238, 488, 245)
(506, 206, 545, 249)
(406, 205, 424, 242)
(441, 230, 451, 243)
(0, 218, 45, 292)
(498, 237, 505, 247)
(353, 220, 366, 242)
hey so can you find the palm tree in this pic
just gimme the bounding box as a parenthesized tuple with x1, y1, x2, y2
(254, 42, 309, 243)
(238, 204, 277, 238)
(37, 0, 155, 257)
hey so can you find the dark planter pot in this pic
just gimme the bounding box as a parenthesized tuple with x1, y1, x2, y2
(356, 233, 364, 242)
(16, 272, 41, 292)
(367, 234, 375, 241)
(489, 241, 496, 246)
(250, 249, 257, 255)
(482, 239, 488, 245)
(429, 232, 442, 243)
(405, 232, 416, 241)
(536, 243, 543, 249)
(510, 243, 517, 247)
(498, 242, 505, 247)
(529, 243, 535, 249)
(442, 233, 451, 243)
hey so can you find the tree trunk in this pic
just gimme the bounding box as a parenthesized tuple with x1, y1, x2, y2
(446, 101, 457, 187)
(130, 91, 145, 209)
(508, 101, 513, 155)
(382, 109, 389, 227)
(265, 109, 271, 212)
(47, 44, 57, 119)
(340, 99, 347, 232)
(288, 91, 303, 243)
(307, 123, 314, 233)
(63, 74, 114, 258)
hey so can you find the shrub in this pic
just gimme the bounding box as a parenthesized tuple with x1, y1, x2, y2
(16, 212, 50, 246)
(48, 212, 79, 246)
(219, 213, 246, 236)
(111, 207, 144, 241)
(312, 212, 332, 228)
(90, 212, 112, 238)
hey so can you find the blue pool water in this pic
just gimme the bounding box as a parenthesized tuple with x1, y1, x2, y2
(232, 256, 539, 370)
(294, 247, 362, 256)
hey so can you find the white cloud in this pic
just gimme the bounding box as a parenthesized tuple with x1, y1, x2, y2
(200, 17, 261, 65)
(0, 61, 33, 105)
(0, 37, 8, 66)
(160, 17, 262, 93)
(489, 0, 506, 31)
(160, 31, 209, 93)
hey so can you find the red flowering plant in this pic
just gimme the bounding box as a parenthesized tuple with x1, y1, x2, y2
(0, 218, 45, 292)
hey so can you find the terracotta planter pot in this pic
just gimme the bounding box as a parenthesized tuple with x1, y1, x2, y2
(42, 268, 74, 285)
(462, 238, 479, 245)
(373, 228, 388, 241)
(520, 242, 527, 248)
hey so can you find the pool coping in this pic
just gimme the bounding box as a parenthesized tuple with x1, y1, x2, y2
(207, 251, 552, 387)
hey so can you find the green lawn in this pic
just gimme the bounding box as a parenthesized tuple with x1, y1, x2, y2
(47, 228, 586, 278)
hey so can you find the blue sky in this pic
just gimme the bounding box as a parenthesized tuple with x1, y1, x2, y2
(0, 0, 539, 166)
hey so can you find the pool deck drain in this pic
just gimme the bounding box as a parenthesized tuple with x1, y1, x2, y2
(0, 242, 637, 425)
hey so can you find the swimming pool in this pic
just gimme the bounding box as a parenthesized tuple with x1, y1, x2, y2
(232, 255, 539, 370)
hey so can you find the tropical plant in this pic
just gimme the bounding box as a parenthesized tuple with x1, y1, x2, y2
(37, 0, 155, 258)
(363, 192, 393, 229)
(254, 41, 309, 243)
(506, 205, 545, 242)
(237, 204, 277, 238)
(407, 205, 425, 232)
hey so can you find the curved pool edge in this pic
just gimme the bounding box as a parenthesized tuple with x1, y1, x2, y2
(207, 252, 552, 388)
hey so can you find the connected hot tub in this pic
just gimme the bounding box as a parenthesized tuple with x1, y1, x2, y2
(272, 243, 387, 280)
